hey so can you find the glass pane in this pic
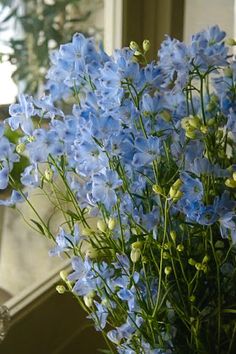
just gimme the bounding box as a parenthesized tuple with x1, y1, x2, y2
(0, 0, 104, 305)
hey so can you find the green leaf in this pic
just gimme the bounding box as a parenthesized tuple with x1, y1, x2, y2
(30, 219, 45, 235)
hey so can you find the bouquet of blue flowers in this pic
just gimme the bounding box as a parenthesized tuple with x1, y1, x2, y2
(1, 25, 236, 353)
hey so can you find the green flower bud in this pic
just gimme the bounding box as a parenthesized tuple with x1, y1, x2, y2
(176, 244, 184, 252)
(44, 168, 54, 182)
(202, 255, 209, 264)
(195, 262, 203, 271)
(188, 258, 196, 266)
(131, 241, 143, 249)
(129, 41, 139, 51)
(225, 178, 236, 188)
(188, 116, 201, 129)
(163, 251, 169, 259)
(56, 285, 66, 294)
(97, 219, 107, 233)
(83, 291, 95, 308)
(142, 39, 151, 52)
(170, 230, 176, 242)
(60, 270, 68, 282)
(108, 217, 116, 230)
(226, 38, 236, 46)
(130, 248, 141, 263)
(164, 266, 172, 275)
(215, 240, 225, 249)
(200, 125, 208, 134)
(185, 128, 196, 139)
(16, 143, 26, 154)
(27, 136, 35, 142)
(189, 295, 196, 303)
(152, 184, 163, 194)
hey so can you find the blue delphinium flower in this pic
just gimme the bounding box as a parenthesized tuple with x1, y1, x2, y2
(190, 25, 228, 70)
(7, 95, 35, 135)
(92, 170, 122, 210)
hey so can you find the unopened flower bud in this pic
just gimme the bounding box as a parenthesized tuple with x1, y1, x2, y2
(195, 262, 203, 271)
(189, 295, 196, 303)
(108, 218, 116, 230)
(188, 116, 201, 129)
(161, 110, 171, 122)
(170, 230, 176, 242)
(97, 219, 107, 233)
(83, 291, 95, 308)
(142, 39, 150, 52)
(188, 258, 196, 266)
(202, 255, 209, 264)
(16, 143, 26, 154)
(200, 125, 208, 134)
(129, 41, 139, 51)
(60, 270, 68, 282)
(44, 168, 54, 181)
(164, 266, 172, 275)
(226, 38, 236, 46)
(215, 240, 224, 249)
(232, 172, 236, 181)
(163, 251, 169, 259)
(130, 248, 141, 263)
(27, 136, 35, 142)
(153, 184, 163, 194)
(131, 241, 143, 249)
(185, 128, 196, 139)
(225, 178, 236, 188)
(177, 244, 184, 252)
(81, 228, 92, 237)
(56, 285, 66, 294)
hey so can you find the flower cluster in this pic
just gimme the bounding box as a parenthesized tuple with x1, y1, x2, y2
(1, 26, 236, 353)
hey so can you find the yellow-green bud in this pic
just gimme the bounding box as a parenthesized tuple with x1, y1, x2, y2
(177, 244, 184, 252)
(81, 228, 92, 237)
(200, 125, 208, 134)
(233, 172, 236, 181)
(185, 128, 196, 139)
(83, 291, 95, 308)
(60, 270, 68, 282)
(131, 227, 138, 235)
(130, 248, 141, 263)
(129, 41, 139, 51)
(202, 264, 208, 273)
(164, 242, 170, 250)
(202, 255, 209, 264)
(225, 178, 236, 188)
(142, 39, 151, 52)
(131, 241, 143, 249)
(27, 136, 35, 142)
(189, 295, 196, 303)
(97, 219, 107, 233)
(108, 217, 116, 230)
(226, 38, 236, 46)
(170, 230, 176, 242)
(188, 116, 201, 129)
(195, 262, 203, 271)
(215, 240, 224, 249)
(207, 118, 216, 126)
(153, 184, 163, 194)
(44, 168, 54, 181)
(16, 143, 26, 154)
(56, 285, 66, 294)
(188, 258, 196, 266)
(163, 251, 169, 259)
(215, 249, 224, 260)
(85, 248, 98, 259)
(164, 266, 172, 275)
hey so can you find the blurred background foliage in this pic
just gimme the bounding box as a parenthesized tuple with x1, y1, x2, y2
(0, 0, 103, 95)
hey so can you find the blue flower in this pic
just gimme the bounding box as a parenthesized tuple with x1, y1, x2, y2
(180, 172, 204, 201)
(92, 170, 122, 210)
(8, 95, 35, 135)
(0, 190, 25, 206)
(133, 136, 160, 167)
(0, 166, 9, 190)
(49, 224, 81, 256)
